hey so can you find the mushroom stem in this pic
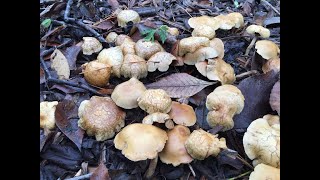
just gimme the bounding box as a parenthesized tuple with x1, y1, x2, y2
(244, 36, 257, 56)
(235, 70, 259, 80)
(188, 163, 196, 177)
(144, 155, 159, 179)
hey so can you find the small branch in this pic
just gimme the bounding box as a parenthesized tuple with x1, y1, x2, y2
(40, 39, 73, 57)
(261, 0, 280, 16)
(65, 173, 93, 180)
(158, 17, 191, 33)
(236, 70, 259, 80)
(144, 155, 158, 179)
(188, 163, 196, 177)
(228, 171, 251, 180)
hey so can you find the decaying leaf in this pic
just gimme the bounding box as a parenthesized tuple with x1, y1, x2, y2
(146, 73, 216, 98)
(194, 100, 211, 130)
(263, 17, 280, 27)
(50, 49, 70, 80)
(62, 43, 82, 70)
(107, 0, 119, 10)
(90, 162, 111, 180)
(93, 20, 114, 31)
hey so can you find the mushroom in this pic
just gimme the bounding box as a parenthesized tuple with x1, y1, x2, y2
(135, 39, 164, 60)
(82, 60, 111, 87)
(114, 123, 168, 161)
(97, 46, 124, 78)
(185, 129, 227, 160)
(262, 57, 280, 73)
(206, 85, 245, 131)
(243, 114, 280, 168)
(269, 81, 280, 115)
(115, 34, 136, 55)
(184, 47, 219, 65)
(209, 38, 225, 59)
(106, 32, 118, 43)
(245, 25, 270, 56)
(40, 101, 58, 130)
(147, 52, 176, 72)
(117, 10, 141, 27)
(142, 112, 171, 125)
(138, 89, 172, 114)
(214, 12, 244, 30)
(167, 27, 179, 36)
(159, 125, 193, 166)
(225, 12, 244, 28)
(178, 37, 210, 56)
(191, 25, 216, 39)
(120, 54, 148, 79)
(206, 58, 236, 84)
(168, 101, 196, 126)
(249, 163, 280, 180)
(81, 37, 103, 55)
(78, 96, 126, 141)
(111, 77, 146, 109)
(188, 15, 220, 30)
(255, 40, 280, 60)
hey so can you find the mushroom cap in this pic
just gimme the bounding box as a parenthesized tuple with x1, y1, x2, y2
(97, 46, 124, 78)
(246, 25, 270, 38)
(111, 77, 147, 109)
(249, 163, 280, 180)
(185, 129, 227, 160)
(191, 25, 216, 39)
(81, 37, 103, 55)
(142, 112, 171, 124)
(243, 115, 280, 168)
(195, 61, 208, 77)
(115, 35, 134, 46)
(168, 101, 196, 126)
(213, 14, 234, 30)
(178, 37, 210, 56)
(135, 39, 164, 60)
(206, 85, 245, 131)
(117, 10, 141, 27)
(137, 89, 172, 114)
(82, 60, 111, 87)
(269, 81, 280, 115)
(159, 125, 193, 166)
(262, 57, 280, 73)
(206, 58, 235, 84)
(78, 96, 126, 141)
(184, 47, 219, 65)
(255, 40, 280, 59)
(114, 123, 168, 161)
(115, 34, 136, 55)
(40, 101, 58, 130)
(147, 52, 176, 72)
(106, 32, 118, 43)
(226, 12, 244, 28)
(209, 38, 225, 59)
(188, 15, 220, 30)
(167, 27, 179, 36)
(120, 54, 148, 79)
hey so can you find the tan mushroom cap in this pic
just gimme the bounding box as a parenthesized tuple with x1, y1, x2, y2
(81, 37, 103, 55)
(269, 81, 280, 115)
(246, 25, 270, 38)
(226, 12, 244, 28)
(111, 77, 146, 109)
(185, 129, 227, 160)
(159, 125, 193, 166)
(147, 52, 176, 72)
(249, 164, 280, 180)
(206, 85, 245, 131)
(117, 10, 141, 27)
(114, 35, 136, 55)
(188, 15, 220, 30)
(138, 89, 172, 114)
(40, 101, 58, 130)
(78, 96, 126, 141)
(184, 47, 219, 65)
(255, 40, 280, 59)
(97, 46, 124, 78)
(192, 25, 216, 39)
(114, 123, 168, 161)
(115, 34, 133, 46)
(213, 14, 234, 30)
(262, 57, 280, 73)
(82, 60, 111, 87)
(168, 101, 196, 126)
(243, 115, 280, 168)
(135, 39, 164, 60)
(142, 112, 170, 124)
(167, 27, 179, 36)
(195, 61, 208, 77)
(209, 38, 225, 59)
(178, 37, 210, 56)
(120, 54, 148, 79)
(106, 32, 118, 43)
(206, 58, 235, 84)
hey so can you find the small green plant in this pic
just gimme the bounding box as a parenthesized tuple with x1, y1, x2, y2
(41, 18, 52, 28)
(141, 25, 169, 44)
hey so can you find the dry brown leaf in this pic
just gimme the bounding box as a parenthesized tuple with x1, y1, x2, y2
(269, 81, 280, 115)
(146, 73, 216, 98)
(50, 49, 70, 80)
(90, 162, 111, 180)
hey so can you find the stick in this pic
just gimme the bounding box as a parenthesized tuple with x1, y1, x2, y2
(235, 70, 259, 80)
(188, 163, 196, 177)
(144, 155, 158, 179)
(261, 0, 280, 16)
(228, 171, 251, 180)
(64, 173, 93, 180)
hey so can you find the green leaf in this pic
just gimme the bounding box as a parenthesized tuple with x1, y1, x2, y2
(157, 29, 167, 44)
(141, 29, 155, 35)
(41, 19, 52, 28)
(234, 0, 239, 8)
(144, 30, 156, 42)
(159, 25, 168, 31)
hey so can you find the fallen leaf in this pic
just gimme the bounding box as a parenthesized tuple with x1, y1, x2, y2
(194, 100, 211, 130)
(40, 2, 66, 18)
(107, 0, 119, 10)
(40, 67, 45, 84)
(90, 162, 111, 180)
(40, 25, 66, 41)
(62, 43, 82, 70)
(50, 49, 70, 80)
(263, 17, 280, 27)
(242, 1, 252, 16)
(233, 70, 279, 129)
(217, 149, 243, 170)
(269, 81, 280, 115)
(146, 73, 216, 98)
(128, 0, 136, 8)
(55, 99, 84, 151)
(50, 84, 86, 94)
(93, 20, 114, 30)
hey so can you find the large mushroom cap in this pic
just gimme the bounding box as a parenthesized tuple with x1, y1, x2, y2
(226, 12, 244, 28)
(178, 37, 210, 56)
(120, 54, 148, 79)
(111, 77, 146, 109)
(40, 101, 58, 130)
(147, 52, 176, 72)
(114, 123, 168, 161)
(209, 38, 225, 59)
(184, 47, 219, 65)
(81, 37, 102, 55)
(78, 96, 126, 141)
(135, 39, 164, 60)
(138, 89, 172, 114)
(159, 125, 193, 166)
(262, 57, 280, 73)
(168, 101, 196, 126)
(97, 46, 124, 78)
(188, 15, 220, 30)
(249, 164, 280, 180)
(246, 25, 270, 38)
(191, 25, 216, 39)
(82, 60, 111, 87)
(106, 32, 118, 43)
(255, 40, 280, 60)
(117, 10, 140, 27)
(206, 58, 235, 84)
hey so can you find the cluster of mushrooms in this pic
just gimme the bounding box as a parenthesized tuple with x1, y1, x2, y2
(40, 9, 280, 179)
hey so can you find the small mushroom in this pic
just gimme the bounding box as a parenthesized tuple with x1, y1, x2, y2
(226, 12, 244, 28)
(262, 57, 280, 73)
(185, 129, 227, 160)
(214, 12, 244, 30)
(81, 37, 103, 55)
(111, 77, 146, 109)
(255, 40, 280, 60)
(147, 52, 176, 72)
(184, 47, 219, 65)
(244, 25, 270, 56)
(249, 163, 280, 180)
(206, 58, 235, 84)
(142, 112, 171, 124)
(117, 10, 141, 27)
(114, 123, 168, 161)
(40, 101, 58, 130)
(191, 25, 216, 39)
(115, 35, 136, 55)
(188, 15, 220, 30)
(206, 85, 245, 131)
(120, 54, 148, 79)
(82, 60, 111, 87)
(168, 101, 196, 126)
(106, 32, 118, 43)
(138, 89, 172, 114)
(167, 27, 179, 36)
(209, 38, 225, 59)
(135, 39, 164, 60)
(243, 114, 280, 168)
(78, 96, 126, 141)
(178, 37, 210, 56)
(97, 46, 124, 78)
(269, 81, 280, 115)
(159, 125, 193, 166)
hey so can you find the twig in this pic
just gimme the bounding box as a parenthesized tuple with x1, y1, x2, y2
(220, 35, 251, 40)
(236, 70, 259, 80)
(40, 39, 73, 57)
(261, 0, 280, 16)
(158, 17, 191, 33)
(228, 171, 251, 180)
(176, 4, 193, 18)
(144, 155, 158, 179)
(64, 173, 93, 180)
(188, 163, 196, 177)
